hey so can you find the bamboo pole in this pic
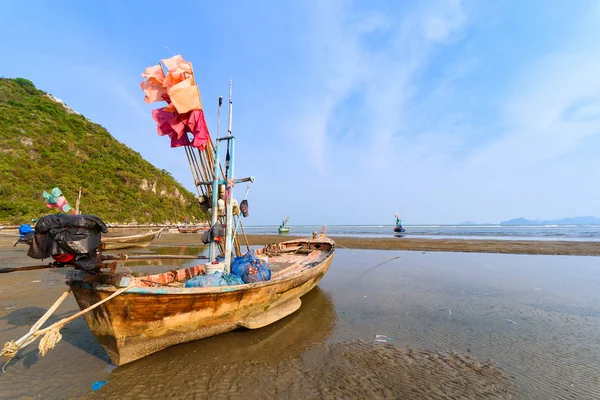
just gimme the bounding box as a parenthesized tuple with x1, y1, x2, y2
(0, 264, 60, 274)
(184, 147, 202, 197)
(75, 187, 82, 215)
(223, 81, 235, 272)
(238, 219, 251, 252)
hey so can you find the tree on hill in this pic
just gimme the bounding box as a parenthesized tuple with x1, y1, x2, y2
(0, 77, 207, 224)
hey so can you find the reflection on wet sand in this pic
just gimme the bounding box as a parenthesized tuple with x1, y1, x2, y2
(88, 286, 516, 400)
(85, 287, 338, 398)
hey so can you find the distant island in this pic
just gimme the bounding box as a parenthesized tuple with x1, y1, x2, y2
(499, 216, 600, 225)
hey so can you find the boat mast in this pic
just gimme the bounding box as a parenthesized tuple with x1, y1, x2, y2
(223, 81, 234, 271)
(208, 96, 223, 262)
(206, 81, 254, 270)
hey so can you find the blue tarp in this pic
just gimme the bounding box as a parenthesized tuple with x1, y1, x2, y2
(230, 251, 271, 284)
(19, 224, 34, 238)
(185, 271, 244, 288)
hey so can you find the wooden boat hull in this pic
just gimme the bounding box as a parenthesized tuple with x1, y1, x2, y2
(101, 230, 162, 250)
(68, 237, 334, 366)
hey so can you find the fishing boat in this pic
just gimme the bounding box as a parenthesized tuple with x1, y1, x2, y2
(177, 225, 208, 233)
(100, 229, 164, 250)
(67, 75, 334, 365)
(278, 216, 290, 234)
(394, 215, 406, 233)
(67, 236, 334, 365)
(0, 58, 335, 369)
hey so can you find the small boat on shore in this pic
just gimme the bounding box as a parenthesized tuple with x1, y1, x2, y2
(100, 229, 164, 250)
(177, 225, 207, 233)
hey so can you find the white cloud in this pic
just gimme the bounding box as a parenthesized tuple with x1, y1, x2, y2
(285, 0, 470, 177)
(466, 51, 600, 171)
(273, 0, 600, 223)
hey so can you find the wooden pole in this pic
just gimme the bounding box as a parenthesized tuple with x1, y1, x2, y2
(75, 187, 82, 215)
(208, 97, 222, 263)
(223, 81, 235, 272)
(0, 264, 59, 274)
(238, 219, 251, 252)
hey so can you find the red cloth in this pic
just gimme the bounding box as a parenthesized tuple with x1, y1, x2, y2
(52, 254, 76, 263)
(152, 108, 210, 149)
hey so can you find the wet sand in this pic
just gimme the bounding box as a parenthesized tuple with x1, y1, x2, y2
(1, 236, 600, 399)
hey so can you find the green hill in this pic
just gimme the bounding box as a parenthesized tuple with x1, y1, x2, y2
(0, 77, 205, 224)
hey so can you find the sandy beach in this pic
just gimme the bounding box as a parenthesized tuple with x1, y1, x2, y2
(1, 233, 600, 399)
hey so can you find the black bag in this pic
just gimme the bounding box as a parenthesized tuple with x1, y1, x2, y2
(27, 214, 108, 271)
(201, 222, 225, 245)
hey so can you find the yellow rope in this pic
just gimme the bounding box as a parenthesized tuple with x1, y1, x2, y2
(38, 328, 62, 357)
(1, 284, 131, 372)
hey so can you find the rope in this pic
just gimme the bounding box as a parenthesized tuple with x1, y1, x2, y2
(263, 243, 282, 257)
(1, 284, 131, 372)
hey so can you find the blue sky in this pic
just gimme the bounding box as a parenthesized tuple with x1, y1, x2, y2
(2, 0, 600, 224)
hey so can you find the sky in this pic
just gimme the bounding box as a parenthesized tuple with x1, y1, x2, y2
(1, 0, 600, 225)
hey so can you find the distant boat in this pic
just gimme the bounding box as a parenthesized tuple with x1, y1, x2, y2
(394, 215, 406, 233)
(278, 217, 290, 234)
(101, 229, 164, 250)
(178, 225, 209, 234)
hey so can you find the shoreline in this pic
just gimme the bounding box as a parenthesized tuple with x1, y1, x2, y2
(242, 235, 600, 256)
(144, 233, 600, 256)
(1, 232, 598, 257)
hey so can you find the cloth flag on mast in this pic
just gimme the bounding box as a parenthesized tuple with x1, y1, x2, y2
(140, 55, 210, 149)
(42, 187, 75, 214)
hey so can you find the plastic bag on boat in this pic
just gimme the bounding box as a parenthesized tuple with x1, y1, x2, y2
(26, 214, 108, 271)
(201, 222, 225, 244)
(19, 224, 34, 238)
(185, 271, 244, 288)
(230, 251, 253, 276)
(15, 224, 35, 246)
(230, 251, 271, 284)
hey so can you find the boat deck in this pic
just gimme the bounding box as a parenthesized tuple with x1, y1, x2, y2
(87, 239, 335, 289)
(126, 240, 334, 288)
(269, 250, 329, 279)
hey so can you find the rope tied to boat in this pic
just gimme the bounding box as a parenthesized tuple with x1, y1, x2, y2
(1, 284, 132, 372)
(264, 243, 281, 257)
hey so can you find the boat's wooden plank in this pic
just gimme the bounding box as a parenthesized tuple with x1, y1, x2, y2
(240, 298, 301, 329)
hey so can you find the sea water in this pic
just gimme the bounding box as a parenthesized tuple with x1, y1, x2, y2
(243, 224, 600, 241)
